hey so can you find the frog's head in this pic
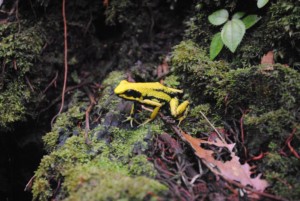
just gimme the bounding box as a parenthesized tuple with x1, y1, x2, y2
(114, 80, 131, 95)
(114, 80, 141, 100)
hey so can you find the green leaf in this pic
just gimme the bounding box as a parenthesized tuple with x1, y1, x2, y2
(242, 15, 261, 29)
(232, 12, 246, 19)
(257, 0, 269, 8)
(210, 33, 224, 60)
(208, 9, 229, 26)
(221, 19, 245, 53)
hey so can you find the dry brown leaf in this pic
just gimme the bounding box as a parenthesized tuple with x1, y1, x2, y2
(261, 51, 274, 65)
(103, 0, 109, 7)
(182, 132, 269, 192)
(157, 56, 170, 80)
(260, 51, 274, 71)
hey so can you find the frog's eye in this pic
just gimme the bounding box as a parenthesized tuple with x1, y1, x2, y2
(124, 89, 141, 98)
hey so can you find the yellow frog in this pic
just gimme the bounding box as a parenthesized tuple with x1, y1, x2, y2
(114, 80, 189, 126)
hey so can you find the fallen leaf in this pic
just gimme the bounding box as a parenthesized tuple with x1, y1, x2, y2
(182, 132, 269, 192)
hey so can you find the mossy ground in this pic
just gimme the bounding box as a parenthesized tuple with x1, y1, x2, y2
(33, 37, 299, 201)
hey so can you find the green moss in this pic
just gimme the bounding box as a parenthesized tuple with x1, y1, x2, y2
(128, 155, 157, 177)
(32, 136, 92, 200)
(0, 81, 30, 128)
(31, 178, 52, 201)
(42, 105, 85, 152)
(221, 65, 300, 112)
(42, 131, 60, 152)
(163, 75, 181, 88)
(171, 40, 229, 105)
(0, 22, 45, 130)
(102, 71, 126, 86)
(63, 163, 166, 201)
(262, 143, 300, 199)
(266, 0, 300, 66)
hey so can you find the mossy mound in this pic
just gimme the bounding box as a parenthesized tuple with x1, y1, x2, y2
(32, 71, 167, 201)
(171, 40, 300, 200)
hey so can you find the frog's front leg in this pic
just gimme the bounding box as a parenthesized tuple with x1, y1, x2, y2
(138, 99, 163, 127)
(170, 98, 189, 125)
(122, 102, 140, 127)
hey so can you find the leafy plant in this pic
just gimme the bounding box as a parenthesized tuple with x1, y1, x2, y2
(257, 0, 269, 8)
(208, 9, 261, 60)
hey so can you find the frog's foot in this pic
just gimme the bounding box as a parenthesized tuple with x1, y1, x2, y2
(137, 118, 152, 127)
(177, 116, 185, 126)
(122, 115, 141, 127)
(177, 105, 189, 126)
(137, 106, 161, 127)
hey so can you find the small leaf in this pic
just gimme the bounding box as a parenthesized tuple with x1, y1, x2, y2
(242, 15, 261, 29)
(232, 12, 246, 19)
(210, 33, 224, 60)
(257, 0, 269, 8)
(221, 19, 245, 53)
(208, 9, 229, 26)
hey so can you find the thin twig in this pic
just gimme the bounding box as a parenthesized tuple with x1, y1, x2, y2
(239, 108, 249, 144)
(40, 81, 89, 114)
(24, 175, 35, 191)
(25, 76, 35, 92)
(84, 87, 96, 144)
(199, 111, 226, 143)
(42, 71, 58, 94)
(15, 0, 20, 33)
(51, 0, 68, 127)
(83, 14, 93, 36)
(286, 128, 300, 159)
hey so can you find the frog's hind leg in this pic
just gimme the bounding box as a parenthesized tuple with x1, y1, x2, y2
(177, 102, 189, 126)
(177, 100, 189, 116)
(138, 99, 163, 127)
(138, 106, 161, 127)
(170, 98, 189, 125)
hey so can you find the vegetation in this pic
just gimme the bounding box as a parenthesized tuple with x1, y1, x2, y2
(0, 0, 299, 200)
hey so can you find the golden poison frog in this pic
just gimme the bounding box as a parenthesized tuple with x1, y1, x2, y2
(114, 80, 189, 126)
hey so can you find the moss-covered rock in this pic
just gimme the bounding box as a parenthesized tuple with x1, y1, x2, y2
(32, 71, 167, 201)
(63, 162, 166, 201)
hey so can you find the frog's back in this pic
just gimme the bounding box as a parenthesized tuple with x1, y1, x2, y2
(136, 82, 183, 95)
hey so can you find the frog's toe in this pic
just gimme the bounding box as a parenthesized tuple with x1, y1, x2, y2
(122, 116, 140, 127)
